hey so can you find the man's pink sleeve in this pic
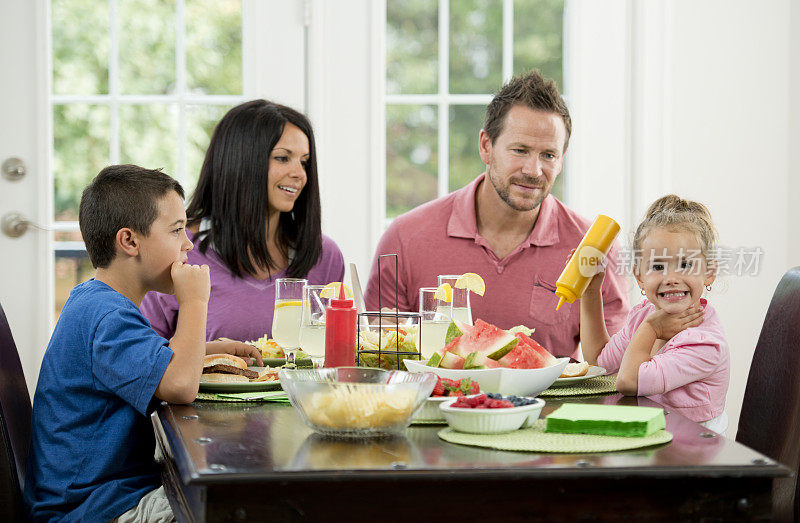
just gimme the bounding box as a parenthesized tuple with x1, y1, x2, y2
(364, 225, 413, 312)
(636, 341, 725, 396)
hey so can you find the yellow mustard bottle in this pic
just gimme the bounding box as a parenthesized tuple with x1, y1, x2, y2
(555, 214, 621, 310)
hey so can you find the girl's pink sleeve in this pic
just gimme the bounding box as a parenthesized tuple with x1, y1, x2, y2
(636, 336, 726, 396)
(596, 310, 636, 372)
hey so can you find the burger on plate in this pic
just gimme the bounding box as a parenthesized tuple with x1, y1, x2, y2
(201, 353, 258, 383)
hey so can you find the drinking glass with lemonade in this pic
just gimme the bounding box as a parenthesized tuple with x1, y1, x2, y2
(418, 286, 452, 360)
(437, 274, 473, 325)
(299, 285, 329, 368)
(272, 278, 307, 363)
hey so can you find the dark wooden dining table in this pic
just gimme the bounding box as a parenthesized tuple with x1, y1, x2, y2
(152, 393, 789, 522)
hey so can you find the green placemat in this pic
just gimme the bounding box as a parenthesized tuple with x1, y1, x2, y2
(411, 419, 447, 425)
(195, 392, 290, 403)
(539, 374, 617, 397)
(438, 419, 672, 453)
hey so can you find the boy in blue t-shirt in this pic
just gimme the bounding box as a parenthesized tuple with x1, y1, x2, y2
(25, 165, 215, 522)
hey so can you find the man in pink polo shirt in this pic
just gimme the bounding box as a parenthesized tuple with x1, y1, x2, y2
(365, 70, 630, 358)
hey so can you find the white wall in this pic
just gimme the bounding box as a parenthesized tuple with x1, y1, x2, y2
(569, 0, 793, 435)
(308, 0, 379, 287)
(654, 0, 791, 436)
(791, 0, 800, 264)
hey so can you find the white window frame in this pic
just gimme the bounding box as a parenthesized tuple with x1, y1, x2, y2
(48, 0, 247, 246)
(382, 0, 555, 228)
(46, 0, 309, 322)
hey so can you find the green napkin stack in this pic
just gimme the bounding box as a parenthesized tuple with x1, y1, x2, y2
(545, 403, 666, 437)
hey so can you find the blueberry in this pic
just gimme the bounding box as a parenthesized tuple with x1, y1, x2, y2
(487, 392, 501, 399)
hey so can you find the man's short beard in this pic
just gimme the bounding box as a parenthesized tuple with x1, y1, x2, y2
(488, 170, 550, 212)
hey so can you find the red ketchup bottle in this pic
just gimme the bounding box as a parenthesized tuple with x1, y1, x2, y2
(324, 283, 356, 367)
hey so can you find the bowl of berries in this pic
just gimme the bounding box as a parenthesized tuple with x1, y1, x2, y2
(414, 376, 481, 422)
(439, 393, 545, 434)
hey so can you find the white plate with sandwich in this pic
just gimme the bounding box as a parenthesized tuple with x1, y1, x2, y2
(199, 353, 282, 392)
(550, 362, 606, 387)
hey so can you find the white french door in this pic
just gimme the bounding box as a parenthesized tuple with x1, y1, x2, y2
(0, 0, 49, 396)
(0, 0, 308, 394)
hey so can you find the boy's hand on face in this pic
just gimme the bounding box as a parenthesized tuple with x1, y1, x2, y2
(645, 305, 704, 340)
(171, 261, 210, 305)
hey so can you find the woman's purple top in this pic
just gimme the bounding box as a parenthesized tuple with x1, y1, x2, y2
(140, 231, 345, 342)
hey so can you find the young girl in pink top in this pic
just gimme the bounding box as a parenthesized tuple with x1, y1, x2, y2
(581, 195, 730, 433)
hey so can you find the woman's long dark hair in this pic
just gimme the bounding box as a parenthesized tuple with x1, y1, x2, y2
(186, 100, 322, 279)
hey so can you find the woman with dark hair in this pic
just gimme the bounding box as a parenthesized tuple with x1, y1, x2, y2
(141, 100, 345, 356)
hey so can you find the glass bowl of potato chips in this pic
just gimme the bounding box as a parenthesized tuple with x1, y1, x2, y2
(279, 367, 437, 437)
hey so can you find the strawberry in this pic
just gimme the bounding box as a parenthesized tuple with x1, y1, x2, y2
(452, 397, 470, 408)
(464, 394, 485, 407)
(469, 380, 480, 395)
(431, 377, 445, 397)
(450, 390, 465, 397)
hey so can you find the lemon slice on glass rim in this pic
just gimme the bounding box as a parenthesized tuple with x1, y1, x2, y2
(274, 299, 303, 308)
(434, 283, 453, 302)
(320, 282, 354, 299)
(454, 272, 485, 296)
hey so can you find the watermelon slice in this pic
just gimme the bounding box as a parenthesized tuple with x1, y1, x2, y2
(426, 352, 443, 367)
(443, 319, 517, 360)
(516, 333, 558, 366)
(463, 351, 501, 369)
(444, 319, 472, 346)
(497, 333, 558, 369)
(440, 351, 465, 369)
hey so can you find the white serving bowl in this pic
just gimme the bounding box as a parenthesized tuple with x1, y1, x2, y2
(413, 396, 451, 422)
(440, 397, 546, 434)
(403, 358, 569, 397)
(413, 393, 483, 422)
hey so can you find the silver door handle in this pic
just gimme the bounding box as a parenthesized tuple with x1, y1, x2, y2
(1, 212, 49, 238)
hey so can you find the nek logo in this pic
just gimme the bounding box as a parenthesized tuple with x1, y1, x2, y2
(577, 246, 606, 278)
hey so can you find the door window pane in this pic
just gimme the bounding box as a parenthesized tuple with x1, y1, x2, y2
(52, 0, 109, 95)
(119, 104, 178, 176)
(386, 105, 438, 218)
(50, 0, 246, 320)
(449, 105, 485, 192)
(514, 0, 564, 87)
(55, 251, 94, 321)
(449, 0, 503, 94)
(386, 0, 438, 95)
(53, 104, 110, 221)
(54, 231, 84, 242)
(185, 104, 232, 193)
(385, 0, 565, 220)
(118, 0, 176, 94)
(186, 0, 242, 94)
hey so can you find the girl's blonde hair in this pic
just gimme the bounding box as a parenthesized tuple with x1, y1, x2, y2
(633, 194, 718, 264)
